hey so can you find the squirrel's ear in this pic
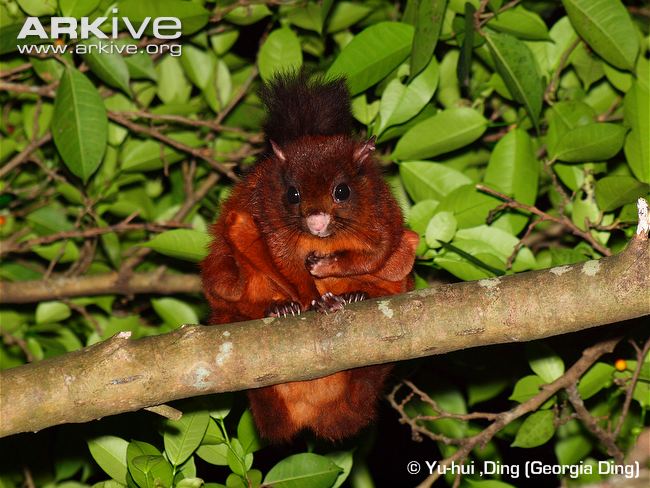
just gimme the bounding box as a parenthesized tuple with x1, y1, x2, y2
(354, 136, 376, 164)
(270, 140, 286, 162)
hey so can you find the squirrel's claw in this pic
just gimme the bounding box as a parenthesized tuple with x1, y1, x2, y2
(341, 291, 369, 304)
(311, 292, 346, 314)
(266, 301, 302, 318)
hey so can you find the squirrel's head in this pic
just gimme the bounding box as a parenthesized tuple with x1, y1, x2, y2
(256, 135, 385, 244)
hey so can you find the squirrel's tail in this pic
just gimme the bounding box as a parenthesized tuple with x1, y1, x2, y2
(259, 71, 353, 146)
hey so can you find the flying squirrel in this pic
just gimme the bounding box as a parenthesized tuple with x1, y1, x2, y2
(201, 72, 419, 442)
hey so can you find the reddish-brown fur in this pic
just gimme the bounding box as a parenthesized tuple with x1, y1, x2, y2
(201, 75, 418, 442)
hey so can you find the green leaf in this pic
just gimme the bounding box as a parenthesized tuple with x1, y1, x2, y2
(26, 205, 73, 235)
(512, 410, 555, 448)
(17, 0, 56, 15)
(378, 57, 439, 133)
(180, 45, 217, 90)
(237, 410, 263, 454)
(201, 419, 226, 445)
(455, 225, 536, 271)
(79, 38, 130, 94)
(485, 30, 543, 130)
(407, 199, 439, 235)
(131, 455, 174, 488)
(121, 132, 203, 172)
(164, 410, 210, 466)
(488, 6, 549, 40)
(117, 0, 209, 35)
(437, 49, 461, 108)
(286, 3, 322, 33)
(510, 375, 545, 403)
(436, 240, 505, 280)
(33, 242, 80, 263)
(87, 436, 129, 484)
(36, 301, 71, 324)
(527, 343, 565, 383)
(571, 42, 605, 90)
(156, 56, 192, 104)
(562, 0, 639, 70)
(547, 101, 596, 156)
(196, 444, 228, 466)
(327, 22, 414, 95)
(226, 438, 252, 477)
(555, 435, 593, 465)
(595, 176, 649, 211)
(393, 107, 487, 160)
(468, 378, 509, 406)
(326, 451, 354, 488)
(552, 123, 626, 162)
(578, 362, 614, 400)
(142, 229, 210, 262)
(52, 67, 108, 183)
(209, 394, 233, 420)
(409, 0, 447, 78)
(484, 129, 538, 232)
(127, 440, 161, 467)
(151, 298, 199, 327)
(436, 184, 502, 229)
(211, 30, 239, 56)
(258, 28, 303, 82)
(224, 4, 272, 25)
(326, 2, 372, 33)
(425, 211, 457, 248)
(351, 93, 379, 125)
(400, 161, 472, 202)
(127, 441, 163, 488)
(624, 81, 650, 183)
(60, 0, 100, 17)
(263, 453, 342, 488)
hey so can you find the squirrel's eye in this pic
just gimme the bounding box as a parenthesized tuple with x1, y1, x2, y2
(333, 183, 351, 202)
(287, 186, 300, 204)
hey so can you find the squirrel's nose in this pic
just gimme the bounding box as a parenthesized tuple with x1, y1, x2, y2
(306, 213, 331, 236)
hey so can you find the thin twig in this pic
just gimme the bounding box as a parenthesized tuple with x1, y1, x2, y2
(0, 63, 32, 79)
(0, 133, 52, 180)
(107, 112, 239, 181)
(613, 338, 650, 439)
(545, 37, 580, 105)
(118, 110, 261, 141)
(476, 184, 612, 256)
(566, 383, 624, 464)
(1, 332, 34, 363)
(214, 65, 259, 126)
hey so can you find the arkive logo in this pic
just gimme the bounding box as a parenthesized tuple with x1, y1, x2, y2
(17, 8, 183, 40)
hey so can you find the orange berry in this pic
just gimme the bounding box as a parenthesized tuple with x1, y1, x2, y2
(614, 359, 627, 371)
(0, 215, 5, 226)
(54, 38, 65, 46)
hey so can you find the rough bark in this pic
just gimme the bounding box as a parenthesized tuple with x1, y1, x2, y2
(0, 236, 648, 438)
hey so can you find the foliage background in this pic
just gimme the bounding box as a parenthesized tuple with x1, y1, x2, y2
(0, 0, 648, 487)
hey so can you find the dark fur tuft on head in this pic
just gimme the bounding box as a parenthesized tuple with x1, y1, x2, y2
(260, 71, 353, 146)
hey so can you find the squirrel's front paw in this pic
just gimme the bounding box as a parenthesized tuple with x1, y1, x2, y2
(310, 292, 345, 314)
(265, 301, 302, 318)
(306, 252, 337, 277)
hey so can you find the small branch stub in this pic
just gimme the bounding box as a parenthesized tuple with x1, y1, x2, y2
(637, 198, 649, 237)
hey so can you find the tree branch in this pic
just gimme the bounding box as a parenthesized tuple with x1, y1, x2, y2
(0, 232, 647, 438)
(0, 271, 202, 304)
